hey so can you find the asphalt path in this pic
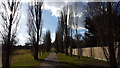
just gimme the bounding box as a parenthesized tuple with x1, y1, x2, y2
(39, 48, 61, 68)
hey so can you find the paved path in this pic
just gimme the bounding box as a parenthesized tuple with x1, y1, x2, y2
(39, 48, 61, 68)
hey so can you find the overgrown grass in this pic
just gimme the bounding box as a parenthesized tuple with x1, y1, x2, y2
(57, 53, 110, 68)
(10, 49, 49, 68)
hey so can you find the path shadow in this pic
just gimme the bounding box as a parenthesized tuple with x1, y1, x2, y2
(37, 58, 60, 66)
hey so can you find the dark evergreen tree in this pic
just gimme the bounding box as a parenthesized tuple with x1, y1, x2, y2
(84, 2, 120, 68)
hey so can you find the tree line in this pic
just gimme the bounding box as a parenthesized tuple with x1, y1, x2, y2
(54, 2, 120, 68)
(0, 0, 52, 68)
(0, 1, 120, 68)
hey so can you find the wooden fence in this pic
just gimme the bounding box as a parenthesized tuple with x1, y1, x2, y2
(69, 46, 120, 61)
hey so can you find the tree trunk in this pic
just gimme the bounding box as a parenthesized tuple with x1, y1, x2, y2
(102, 47, 109, 62)
(107, 2, 118, 68)
(77, 41, 80, 59)
(65, 37, 69, 56)
(78, 48, 82, 59)
(118, 45, 120, 64)
(2, 44, 10, 68)
(33, 30, 39, 60)
(33, 24, 39, 60)
(70, 45, 72, 57)
(65, 48, 68, 55)
(108, 41, 118, 68)
(55, 41, 59, 53)
(78, 48, 80, 59)
(61, 40, 64, 53)
(34, 44, 38, 60)
(2, 19, 12, 68)
(2, 44, 11, 68)
(90, 47, 93, 58)
(70, 29, 73, 56)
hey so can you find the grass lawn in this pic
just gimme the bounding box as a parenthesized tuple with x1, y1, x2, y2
(10, 49, 49, 68)
(57, 53, 110, 68)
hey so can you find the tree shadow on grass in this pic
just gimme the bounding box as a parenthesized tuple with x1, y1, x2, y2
(10, 66, 38, 68)
(59, 61, 110, 68)
(36, 58, 46, 62)
(10, 59, 46, 68)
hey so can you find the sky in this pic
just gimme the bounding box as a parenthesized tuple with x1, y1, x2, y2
(0, 2, 87, 45)
(17, 2, 63, 45)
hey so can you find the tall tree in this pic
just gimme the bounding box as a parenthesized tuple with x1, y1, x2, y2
(28, 1, 43, 60)
(55, 29, 62, 52)
(107, 2, 117, 68)
(57, 6, 69, 55)
(43, 30, 51, 52)
(57, 4, 81, 56)
(55, 12, 65, 53)
(70, 3, 83, 58)
(0, 0, 21, 68)
(62, 5, 73, 56)
(54, 32, 59, 52)
(68, 5, 74, 57)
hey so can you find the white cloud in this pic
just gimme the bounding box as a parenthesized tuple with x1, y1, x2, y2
(77, 26, 86, 30)
(0, 23, 2, 31)
(80, 31, 85, 34)
(21, 13, 26, 19)
(17, 33, 29, 45)
(42, 2, 86, 17)
(42, 2, 86, 30)
(72, 25, 86, 30)
(42, 28, 47, 31)
(43, 2, 65, 17)
(51, 33, 55, 42)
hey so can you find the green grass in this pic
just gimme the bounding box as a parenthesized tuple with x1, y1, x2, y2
(57, 53, 110, 68)
(10, 49, 49, 68)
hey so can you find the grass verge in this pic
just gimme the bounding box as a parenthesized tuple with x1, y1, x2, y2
(10, 49, 49, 68)
(57, 53, 110, 68)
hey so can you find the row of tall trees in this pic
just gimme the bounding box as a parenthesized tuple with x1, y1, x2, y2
(55, 2, 120, 68)
(84, 2, 120, 68)
(54, 3, 83, 59)
(0, 0, 52, 68)
(54, 5, 71, 55)
(0, 1, 43, 67)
